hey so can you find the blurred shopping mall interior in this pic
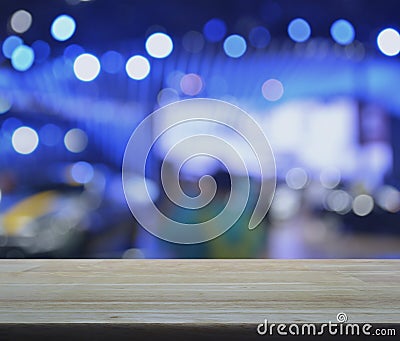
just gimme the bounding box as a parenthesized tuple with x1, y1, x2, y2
(1, 0, 400, 258)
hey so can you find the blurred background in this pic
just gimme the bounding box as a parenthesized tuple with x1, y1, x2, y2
(0, 0, 400, 259)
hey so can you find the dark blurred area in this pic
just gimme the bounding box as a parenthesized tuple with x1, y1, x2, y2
(1, 0, 400, 259)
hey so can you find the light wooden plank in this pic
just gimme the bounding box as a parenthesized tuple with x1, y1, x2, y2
(0, 260, 399, 324)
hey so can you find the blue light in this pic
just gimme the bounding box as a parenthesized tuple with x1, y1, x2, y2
(288, 18, 311, 43)
(330, 19, 355, 45)
(53, 57, 73, 79)
(203, 18, 227, 42)
(182, 31, 204, 53)
(63, 44, 84, 60)
(39, 124, 62, 146)
(2, 117, 22, 132)
(101, 50, 123, 74)
(249, 26, 271, 48)
(51, 15, 76, 41)
(223, 34, 247, 58)
(71, 161, 94, 184)
(32, 40, 50, 63)
(2, 35, 23, 59)
(11, 45, 35, 71)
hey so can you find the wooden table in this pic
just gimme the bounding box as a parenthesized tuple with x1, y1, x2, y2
(0, 260, 399, 339)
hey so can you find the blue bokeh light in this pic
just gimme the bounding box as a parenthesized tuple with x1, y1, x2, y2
(249, 26, 271, 48)
(11, 45, 35, 71)
(2, 117, 22, 132)
(32, 40, 50, 63)
(288, 18, 311, 43)
(223, 34, 247, 58)
(203, 18, 227, 42)
(71, 161, 94, 184)
(39, 123, 62, 147)
(2, 35, 23, 59)
(101, 50, 124, 74)
(330, 19, 355, 45)
(51, 15, 76, 41)
(63, 44, 84, 61)
(52, 57, 74, 79)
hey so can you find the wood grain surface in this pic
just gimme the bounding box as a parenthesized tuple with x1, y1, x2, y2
(0, 259, 399, 324)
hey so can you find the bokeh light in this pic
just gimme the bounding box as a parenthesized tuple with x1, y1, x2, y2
(285, 167, 308, 190)
(71, 161, 94, 184)
(2, 35, 23, 58)
(320, 167, 341, 189)
(262, 79, 284, 101)
(1, 1, 399, 259)
(182, 31, 205, 53)
(377, 28, 400, 56)
(124, 177, 160, 205)
(326, 190, 352, 214)
(288, 18, 311, 43)
(157, 88, 179, 106)
(0, 97, 12, 114)
(32, 40, 50, 63)
(180, 73, 203, 96)
(101, 50, 123, 74)
(352, 194, 374, 216)
(39, 124, 62, 147)
(376, 185, 400, 213)
(2, 117, 22, 132)
(125, 55, 150, 80)
(10, 10, 32, 34)
(12, 126, 39, 154)
(53, 57, 73, 79)
(73, 53, 101, 81)
(64, 128, 88, 153)
(145, 32, 173, 58)
(122, 248, 145, 259)
(64, 44, 84, 60)
(223, 34, 247, 58)
(249, 26, 271, 48)
(270, 187, 301, 220)
(166, 70, 185, 89)
(330, 19, 355, 45)
(65, 0, 81, 5)
(11, 45, 35, 71)
(51, 14, 76, 41)
(203, 18, 226, 42)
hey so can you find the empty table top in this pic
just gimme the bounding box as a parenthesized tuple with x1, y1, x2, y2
(0, 259, 399, 325)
